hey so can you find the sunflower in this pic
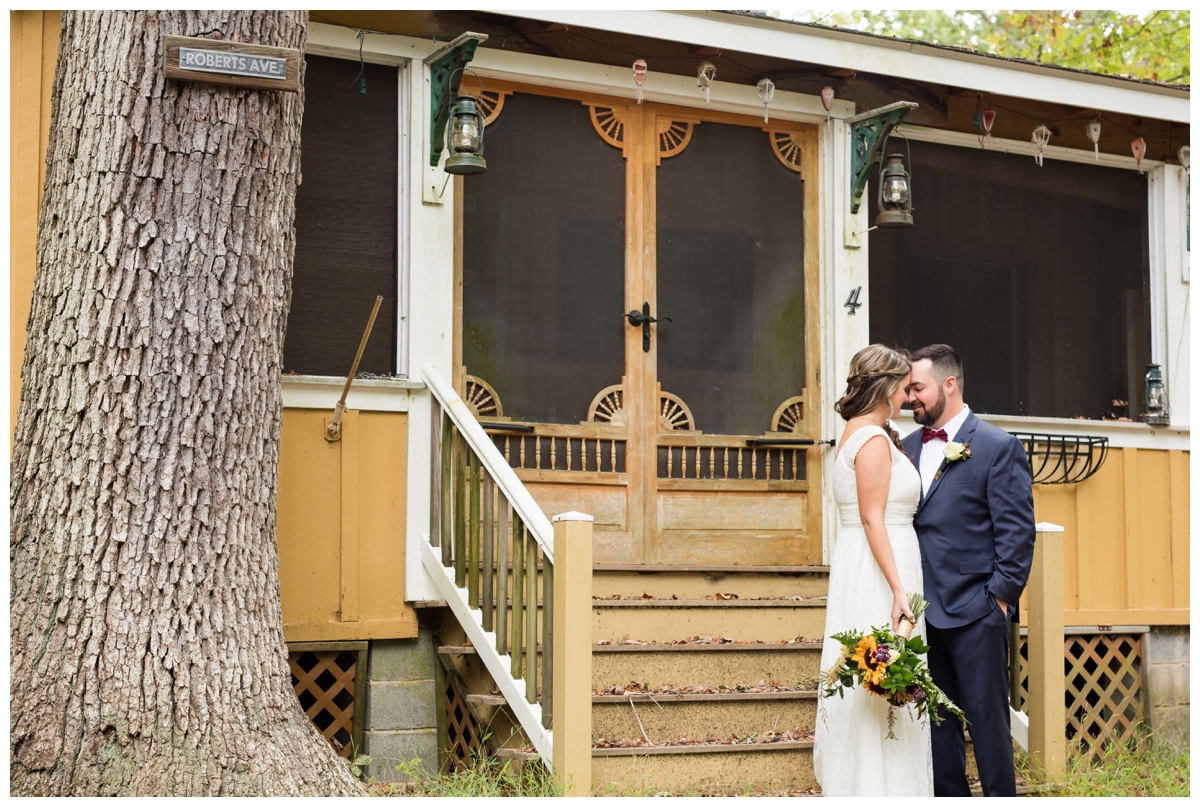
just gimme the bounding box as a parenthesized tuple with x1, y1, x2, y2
(851, 635, 888, 687)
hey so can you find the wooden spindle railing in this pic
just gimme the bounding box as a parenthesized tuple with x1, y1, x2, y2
(420, 364, 591, 794)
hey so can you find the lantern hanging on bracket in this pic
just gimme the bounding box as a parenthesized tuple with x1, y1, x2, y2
(876, 134, 914, 228)
(757, 78, 775, 123)
(632, 59, 648, 104)
(1086, 119, 1102, 160)
(821, 86, 835, 121)
(444, 68, 487, 176)
(697, 61, 716, 103)
(1031, 125, 1051, 167)
(1140, 364, 1170, 426)
(1131, 137, 1147, 174)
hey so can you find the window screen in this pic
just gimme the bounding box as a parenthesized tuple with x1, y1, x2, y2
(463, 93, 626, 424)
(657, 121, 806, 436)
(869, 140, 1149, 420)
(284, 55, 398, 376)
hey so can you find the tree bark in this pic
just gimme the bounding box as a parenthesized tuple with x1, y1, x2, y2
(10, 11, 363, 795)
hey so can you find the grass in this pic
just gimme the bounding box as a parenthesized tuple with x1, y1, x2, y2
(1017, 737, 1189, 798)
(367, 754, 562, 797)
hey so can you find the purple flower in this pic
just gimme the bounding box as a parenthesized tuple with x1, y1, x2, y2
(911, 685, 927, 703)
(873, 644, 891, 662)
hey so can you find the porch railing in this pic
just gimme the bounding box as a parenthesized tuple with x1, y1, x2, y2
(421, 364, 593, 795)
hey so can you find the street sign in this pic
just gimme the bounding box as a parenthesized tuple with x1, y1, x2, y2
(163, 35, 300, 92)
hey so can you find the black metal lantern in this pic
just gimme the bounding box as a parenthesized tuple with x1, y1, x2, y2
(445, 92, 487, 175)
(876, 152, 913, 228)
(1140, 364, 1170, 426)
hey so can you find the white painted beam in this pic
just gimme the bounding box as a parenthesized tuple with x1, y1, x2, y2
(508, 11, 1189, 123)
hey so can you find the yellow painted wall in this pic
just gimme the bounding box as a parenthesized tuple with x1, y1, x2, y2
(277, 409, 418, 641)
(10, 10, 59, 436)
(1022, 447, 1190, 626)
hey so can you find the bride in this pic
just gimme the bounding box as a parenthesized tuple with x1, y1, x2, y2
(812, 344, 933, 796)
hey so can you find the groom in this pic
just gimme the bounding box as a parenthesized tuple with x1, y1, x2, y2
(902, 344, 1035, 797)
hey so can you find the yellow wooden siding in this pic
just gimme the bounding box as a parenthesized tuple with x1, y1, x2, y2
(10, 10, 60, 435)
(277, 409, 417, 641)
(1021, 447, 1189, 626)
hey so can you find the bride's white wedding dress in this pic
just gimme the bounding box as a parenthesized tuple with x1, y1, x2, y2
(812, 425, 934, 796)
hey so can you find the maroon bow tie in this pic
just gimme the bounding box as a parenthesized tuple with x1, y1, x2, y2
(921, 427, 948, 443)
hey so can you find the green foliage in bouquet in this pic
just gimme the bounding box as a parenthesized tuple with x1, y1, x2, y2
(822, 593, 967, 740)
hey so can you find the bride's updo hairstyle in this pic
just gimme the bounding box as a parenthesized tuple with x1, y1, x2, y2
(835, 344, 911, 451)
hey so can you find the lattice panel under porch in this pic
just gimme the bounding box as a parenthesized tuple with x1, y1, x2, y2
(1014, 633, 1144, 758)
(492, 433, 626, 474)
(289, 649, 359, 757)
(444, 671, 483, 769)
(658, 445, 807, 480)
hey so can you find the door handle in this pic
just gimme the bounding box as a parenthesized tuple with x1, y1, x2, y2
(624, 302, 671, 352)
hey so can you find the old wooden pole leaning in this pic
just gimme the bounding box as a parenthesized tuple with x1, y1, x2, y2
(552, 511, 594, 796)
(1028, 522, 1066, 782)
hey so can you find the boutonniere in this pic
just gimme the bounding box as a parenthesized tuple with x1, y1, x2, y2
(934, 441, 971, 480)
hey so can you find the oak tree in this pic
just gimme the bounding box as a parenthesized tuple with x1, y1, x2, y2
(10, 10, 363, 796)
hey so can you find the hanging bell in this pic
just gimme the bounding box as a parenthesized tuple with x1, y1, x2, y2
(1131, 137, 1147, 174)
(697, 61, 716, 103)
(821, 85, 835, 118)
(633, 59, 648, 104)
(980, 108, 996, 141)
(1087, 119, 1102, 160)
(757, 78, 775, 123)
(1031, 125, 1051, 167)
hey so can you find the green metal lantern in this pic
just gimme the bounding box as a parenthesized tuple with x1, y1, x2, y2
(876, 153, 914, 228)
(445, 93, 487, 176)
(1140, 363, 1169, 426)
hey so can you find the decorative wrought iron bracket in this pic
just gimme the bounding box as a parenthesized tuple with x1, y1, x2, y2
(426, 32, 488, 168)
(848, 101, 918, 213)
(1008, 432, 1109, 484)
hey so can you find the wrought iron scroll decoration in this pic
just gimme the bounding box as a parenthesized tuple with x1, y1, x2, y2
(1008, 432, 1109, 484)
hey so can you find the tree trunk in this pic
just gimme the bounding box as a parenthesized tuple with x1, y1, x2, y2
(10, 11, 363, 795)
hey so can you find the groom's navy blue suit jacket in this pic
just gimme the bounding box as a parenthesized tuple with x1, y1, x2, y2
(901, 411, 1036, 629)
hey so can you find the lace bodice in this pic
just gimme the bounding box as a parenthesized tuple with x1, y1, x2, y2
(831, 425, 921, 528)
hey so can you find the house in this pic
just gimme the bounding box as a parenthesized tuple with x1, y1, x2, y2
(11, 10, 1189, 792)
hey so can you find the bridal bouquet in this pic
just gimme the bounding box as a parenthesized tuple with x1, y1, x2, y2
(822, 593, 967, 740)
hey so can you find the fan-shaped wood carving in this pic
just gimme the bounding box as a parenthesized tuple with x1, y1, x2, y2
(464, 375, 503, 419)
(587, 105, 626, 153)
(769, 131, 804, 174)
(770, 394, 807, 432)
(658, 389, 695, 431)
(462, 87, 510, 127)
(587, 383, 627, 426)
(657, 119, 697, 163)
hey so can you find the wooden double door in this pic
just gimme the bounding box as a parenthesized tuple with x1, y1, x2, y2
(457, 81, 821, 566)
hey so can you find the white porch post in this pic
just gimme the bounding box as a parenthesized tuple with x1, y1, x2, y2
(1148, 164, 1190, 429)
(819, 114, 872, 563)
(404, 43, 456, 602)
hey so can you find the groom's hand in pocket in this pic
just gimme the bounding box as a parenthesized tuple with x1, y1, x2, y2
(995, 596, 1008, 617)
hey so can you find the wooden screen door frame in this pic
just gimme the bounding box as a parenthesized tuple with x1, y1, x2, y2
(627, 101, 822, 565)
(454, 81, 822, 566)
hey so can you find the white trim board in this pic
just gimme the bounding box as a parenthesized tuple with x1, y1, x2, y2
(509, 11, 1189, 123)
(896, 124, 1166, 172)
(281, 375, 423, 412)
(891, 411, 1189, 451)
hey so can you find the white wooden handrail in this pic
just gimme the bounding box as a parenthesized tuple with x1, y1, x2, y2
(422, 363, 554, 563)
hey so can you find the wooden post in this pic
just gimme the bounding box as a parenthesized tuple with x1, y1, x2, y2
(1028, 522, 1066, 783)
(551, 511, 593, 797)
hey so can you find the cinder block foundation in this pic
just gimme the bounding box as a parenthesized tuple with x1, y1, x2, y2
(1143, 626, 1190, 753)
(363, 628, 439, 782)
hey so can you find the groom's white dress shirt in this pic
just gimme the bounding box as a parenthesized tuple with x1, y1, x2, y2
(918, 405, 971, 496)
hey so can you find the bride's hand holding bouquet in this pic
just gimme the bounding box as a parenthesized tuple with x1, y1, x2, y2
(822, 593, 967, 740)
